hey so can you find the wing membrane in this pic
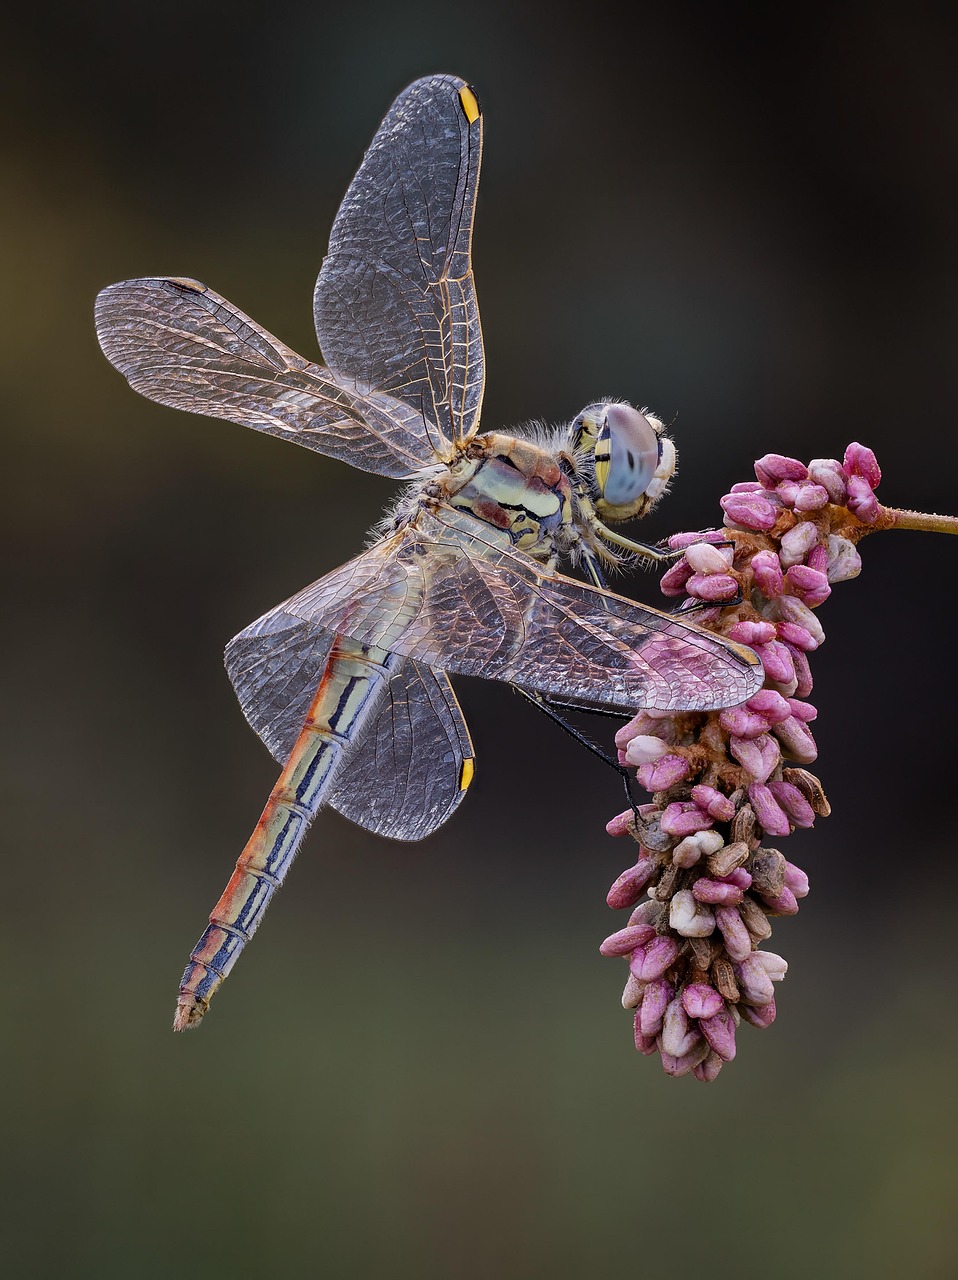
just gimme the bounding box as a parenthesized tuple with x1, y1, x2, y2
(314, 74, 484, 455)
(95, 277, 438, 478)
(225, 610, 474, 840)
(274, 507, 765, 714)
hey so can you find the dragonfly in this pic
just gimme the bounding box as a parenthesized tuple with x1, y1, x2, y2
(95, 74, 763, 1031)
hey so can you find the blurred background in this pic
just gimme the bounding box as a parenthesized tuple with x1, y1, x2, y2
(4, 1, 958, 1276)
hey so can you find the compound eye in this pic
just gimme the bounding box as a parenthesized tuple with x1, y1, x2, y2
(597, 403, 660, 506)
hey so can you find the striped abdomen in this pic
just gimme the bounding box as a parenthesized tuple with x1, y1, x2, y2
(173, 636, 397, 1030)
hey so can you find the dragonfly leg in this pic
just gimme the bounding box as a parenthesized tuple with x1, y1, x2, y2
(513, 686, 640, 824)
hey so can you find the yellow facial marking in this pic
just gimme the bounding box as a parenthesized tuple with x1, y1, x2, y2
(458, 757, 475, 791)
(458, 86, 481, 124)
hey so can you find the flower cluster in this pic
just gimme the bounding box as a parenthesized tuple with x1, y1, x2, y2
(600, 443, 885, 1081)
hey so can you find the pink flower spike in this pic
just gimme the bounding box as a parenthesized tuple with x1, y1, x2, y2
(768, 780, 816, 828)
(660, 802, 713, 838)
(598, 923, 657, 957)
(660, 1039, 710, 1077)
(784, 862, 810, 898)
(660, 558, 694, 596)
(739, 998, 777, 1029)
(793, 483, 830, 512)
(606, 855, 657, 908)
(747, 783, 792, 836)
(729, 733, 781, 784)
(692, 877, 744, 906)
(693, 1051, 725, 1082)
(843, 442, 881, 489)
(776, 621, 819, 652)
(682, 983, 724, 1020)
(633, 1015, 659, 1055)
(807, 459, 848, 504)
(715, 906, 752, 961)
(630, 935, 680, 981)
(785, 564, 831, 607)
(720, 492, 779, 531)
(752, 550, 784, 597)
(637, 754, 691, 792)
(727, 619, 777, 646)
(699, 1008, 737, 1061)
(639, 978, 673, 1038)
(690, 785, 736, 822)
(773, 715, 818, 764)
(847, 474, 880, 524)
(754, 453, 808, 487)
(779, 521, 821, 568)
(761, 887, 800, 916)
(686, 572, 739, 602)
(753, 641, 796, 687)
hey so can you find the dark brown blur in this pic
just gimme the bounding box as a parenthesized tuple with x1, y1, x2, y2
(4, 3, 958, 1276)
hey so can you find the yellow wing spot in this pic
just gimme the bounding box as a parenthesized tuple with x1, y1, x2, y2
(458, 757, 475, 791)
(458, 85, 481, 124)
(165, 277, 206, 293)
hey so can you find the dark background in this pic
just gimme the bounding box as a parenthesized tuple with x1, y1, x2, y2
(4, 2, 958, 1276)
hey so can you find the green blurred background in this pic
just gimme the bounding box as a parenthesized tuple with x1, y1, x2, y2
(4, 2, 958, 1276)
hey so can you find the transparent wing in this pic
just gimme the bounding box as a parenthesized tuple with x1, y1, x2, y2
(314, 74, 484, 457)
(273, 507, 765, 714)
(225, 610, 474, 840)
(95, 276, 439, 478)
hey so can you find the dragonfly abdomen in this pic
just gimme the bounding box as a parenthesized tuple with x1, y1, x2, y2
(174, 638, 398, 1030)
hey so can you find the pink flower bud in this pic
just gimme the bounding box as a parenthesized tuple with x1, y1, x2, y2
(606, 856, 657, 908)
(719, 706, 770, 739)
(785, 698, 817, 722)
(753, 640, 796, 686)
(720, 492, 779, 531)
(639, 978, 673, 1037)
(792, 483, 830, 512)
(776, 621, 819, 652)
(775, 595, 826, 645)
(746, 689, 792, 725)
(685, 542, 734, 574)
(715, 905, 752, 961)
(727, 619, 777, 645)
(754, 950, 789, 981)
(682, 983, 724, 1020)
(779, 521, 821, 567)
(637, 754, 691, 792)
(846, 474, 879, 524)
(605, 810, 635, 837)
(692, 877, 744, 906)
(784, 644, 814, 698)
(843, 442, 881, 489)
(669, 889, 716, 938)
(768, 780, 816, 828)
(826, 535, 862, 583)
(623, 734, 669, 765)
(598, 923, 657, 957)
(659, 1039, 710, 1076)
(621, 973, 644, 1008)
(739, 998, 777, 1029)
(760, 886, 800, 915)
(807, 459, 848, 504)
(747, 782, 792, 836)
(717, 867, 753, 890)
(660, 802, 713, 838)
(729, 733, 781, 784)
(807, 543, 829, 573)
(659, 558, 694, 596)
(690, 786, 736, 821)
(630, 935, 680, 981)
(784, 862, 810, 897)
(699, 1007, 737, 1060)
(633, 1016, 659, 1055)
(785, 564, 831, 607)
(772, 715, 818, 764)
(693, 1051, 725, 1082)
(751, 549, 784, 597)
(755, 453, 808, 486)
(667, 529, 726, 549)
(734, 955, 775, 1005)
(662, 997, 702, 1057)
(686, 572, 739, 601)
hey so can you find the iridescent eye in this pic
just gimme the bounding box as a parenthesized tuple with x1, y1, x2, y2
(598, 403, 660, 505)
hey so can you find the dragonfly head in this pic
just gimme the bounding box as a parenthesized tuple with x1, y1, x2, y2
(569, 401, 677, 524)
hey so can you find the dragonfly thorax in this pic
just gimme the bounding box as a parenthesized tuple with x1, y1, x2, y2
(441, 432, 576, 559)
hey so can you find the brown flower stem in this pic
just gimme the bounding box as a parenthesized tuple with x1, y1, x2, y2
(872, 506, 958, 536)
